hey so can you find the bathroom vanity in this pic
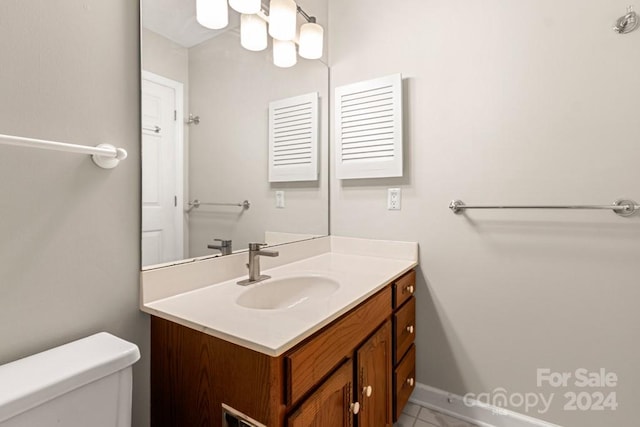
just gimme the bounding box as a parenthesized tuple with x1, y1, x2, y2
(141, 237, 418, 427)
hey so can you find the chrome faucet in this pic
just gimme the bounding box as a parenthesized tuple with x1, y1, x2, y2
(208, 238, 233, 256)
(237, 243, 279, 285)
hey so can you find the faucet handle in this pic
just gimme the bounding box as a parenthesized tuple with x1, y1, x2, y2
(248, 242, 268, 250)
(214, 238, 232, 247)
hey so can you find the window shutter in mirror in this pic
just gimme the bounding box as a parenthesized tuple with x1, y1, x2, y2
(269, 92, 319, 182)
(335, 73, 403, 179)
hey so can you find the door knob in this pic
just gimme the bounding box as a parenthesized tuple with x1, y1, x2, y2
(350, 402, 360, 414)
(406, 325, 414, 334)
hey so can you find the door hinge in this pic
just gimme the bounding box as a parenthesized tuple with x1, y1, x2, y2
(174, 196, 177, 207)
(174, 110, 177, 121)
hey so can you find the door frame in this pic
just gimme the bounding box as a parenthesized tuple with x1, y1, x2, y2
(141, 70, 185, 263)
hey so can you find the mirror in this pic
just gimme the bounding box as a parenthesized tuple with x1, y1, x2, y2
(140, 0, 329, 268)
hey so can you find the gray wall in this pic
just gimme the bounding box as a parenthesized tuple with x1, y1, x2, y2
(329, 1, 640, 426)
(0, 1, 148, 426)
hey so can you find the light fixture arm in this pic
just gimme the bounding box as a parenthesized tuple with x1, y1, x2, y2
(260, 5, 317, 24)
(296, 6, 316, 23)
(255, 8, 317, 45)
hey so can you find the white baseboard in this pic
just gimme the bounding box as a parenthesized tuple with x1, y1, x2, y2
(409, 383, 563, 427)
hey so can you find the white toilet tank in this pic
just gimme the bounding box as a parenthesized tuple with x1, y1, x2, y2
(0, 332, 140, 427)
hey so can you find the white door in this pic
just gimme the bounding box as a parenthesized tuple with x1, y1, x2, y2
(141, 72, 183, 266)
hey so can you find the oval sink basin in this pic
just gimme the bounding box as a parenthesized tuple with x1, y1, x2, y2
(236, 275, 340, 310)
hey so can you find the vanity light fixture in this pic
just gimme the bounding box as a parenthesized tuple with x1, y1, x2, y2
(196, 0, 228, 29)
(240, 13, 268, 51)
(268, 0, 297, 41)
(196, 0, 324, 68)
(298, 18, 323, 59)
(229, 0, 261, 14)
(273, 39, 297, 67)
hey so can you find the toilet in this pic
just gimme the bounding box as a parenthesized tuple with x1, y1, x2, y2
(0, 332, 140, 427)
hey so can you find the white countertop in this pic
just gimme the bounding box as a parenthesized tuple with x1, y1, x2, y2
(141, 236, 418, 356)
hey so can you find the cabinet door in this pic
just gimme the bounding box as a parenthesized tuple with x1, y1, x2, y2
(287, 360, 355, 427)
(357, 320, 392, 427)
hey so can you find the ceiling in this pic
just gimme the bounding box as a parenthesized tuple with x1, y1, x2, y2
(142, 0, 240, 48)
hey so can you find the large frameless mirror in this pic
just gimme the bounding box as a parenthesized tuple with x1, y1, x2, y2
(140, 0, 329, 268)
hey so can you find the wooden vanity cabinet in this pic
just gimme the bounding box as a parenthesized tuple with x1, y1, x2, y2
(150, 269, 416, 427)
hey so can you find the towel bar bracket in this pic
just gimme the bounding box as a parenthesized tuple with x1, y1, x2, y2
(91, 144, 128, 169)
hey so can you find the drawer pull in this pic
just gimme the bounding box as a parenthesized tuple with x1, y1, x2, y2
(362, 385, 372, 397)
(406, 325, 414, 334)
(350, 402, 360, 415)
(406, 377, 415, 387)
(405, 285, 414, 294)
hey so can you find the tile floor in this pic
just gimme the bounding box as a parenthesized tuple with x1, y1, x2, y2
(394, 402, 478, 427)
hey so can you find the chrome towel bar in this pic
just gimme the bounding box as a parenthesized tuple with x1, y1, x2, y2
(187, 199, 251, 213)
(449, 199, 639, 217)
(0, 133, 127, 169)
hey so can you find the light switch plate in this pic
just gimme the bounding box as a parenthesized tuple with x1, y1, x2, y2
(275, 191, 285, 208)
(388, 188, 401, 210)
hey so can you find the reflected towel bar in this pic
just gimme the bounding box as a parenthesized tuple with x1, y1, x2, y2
(187, 199, 251, 213)
(0, 133, 127, 169)
(449, 199, 639, 217)
(143, 126, 161, 134)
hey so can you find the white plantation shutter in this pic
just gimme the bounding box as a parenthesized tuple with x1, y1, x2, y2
(269, 92, 319, 182)
(335, 74, 403, 179)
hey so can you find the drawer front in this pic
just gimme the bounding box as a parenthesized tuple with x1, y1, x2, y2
(393, 344, 416, 422)
(393, 270, 416, 309)
(393, 296, 415, 364)
(285, 286, 392, 406)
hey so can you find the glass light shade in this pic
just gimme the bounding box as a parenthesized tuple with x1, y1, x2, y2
(196, 0, 228, 29)
(273, 40, 297, 68)
(241, 14, 268, 51)
(229, 0, 261, 14)
(298, 22, 324, 59)
(268, 0, 297, 41)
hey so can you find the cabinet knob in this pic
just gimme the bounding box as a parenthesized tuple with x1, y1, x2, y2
(406, 285, 414, 294)
(362, 385, 372, 397)
(350, 402, 360, 415)
(406, 325, 414, 334)
(406, 377, 415, 387)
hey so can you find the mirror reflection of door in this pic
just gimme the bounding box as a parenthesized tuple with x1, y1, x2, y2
(141, 71, 184, 266)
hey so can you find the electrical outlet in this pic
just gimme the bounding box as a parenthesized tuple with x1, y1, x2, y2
(275, 191, 285, 208)
(388, 188, 401, 210)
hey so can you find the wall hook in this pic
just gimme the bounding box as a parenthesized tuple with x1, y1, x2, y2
(186, 114, 200, 125)
(613, 6, 639, 34)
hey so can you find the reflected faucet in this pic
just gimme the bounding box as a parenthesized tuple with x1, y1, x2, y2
(208, 239, 233, 256)
(237, 243, 279, 286)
